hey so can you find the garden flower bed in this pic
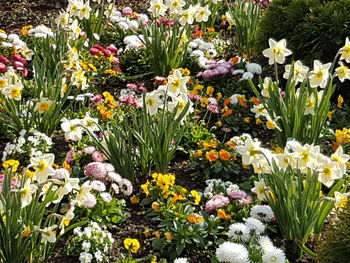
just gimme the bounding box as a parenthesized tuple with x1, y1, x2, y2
(1, 0, 350, 262)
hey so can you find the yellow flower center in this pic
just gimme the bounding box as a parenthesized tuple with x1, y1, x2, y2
(0, 79, 7, 88)
(323, 166, 331, 177)
(10, 87, 21, 98)
(272, 46, 283, 55)
(37, 161, 47, 172)
(39, 102, 50, 112)
(300, 151, 309, 163)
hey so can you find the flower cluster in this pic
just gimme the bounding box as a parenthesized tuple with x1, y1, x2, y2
(138, 69, 193, 117)
(61, 113, 99, 141)
(236, 134, 350, 188)
(67, 222, 114, 263)
(2, 129, 53, 162)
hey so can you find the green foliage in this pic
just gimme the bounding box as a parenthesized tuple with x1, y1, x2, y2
(316, 203, 350, 263)
(227, 0, 261, 59)
(263, 162, 346, 257)
(133, 95, 190, 174)
(140, 20, 191, 76)
(258, 0, 350, 64)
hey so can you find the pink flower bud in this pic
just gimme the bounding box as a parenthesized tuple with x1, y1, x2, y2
(0, 63, 7, 72)
(13, 61, 24, 69)
(93, 44, 104, 51)
(106, 44, 119, 55)
(126, 83, 138, 90)
(112, 66, 122, 72)
(101, 49, 111, 57)
(121, 7, 133, 16)
(91, 94, 103, 103)
(111, 57, 119, 64)
(89, 47, 100, 56)
(0, 56, 10, 64)
(22, 67, 28, 77)
(11, 54, 26, 64)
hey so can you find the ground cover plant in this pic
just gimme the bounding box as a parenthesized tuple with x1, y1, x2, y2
(1, 0, 350, 262)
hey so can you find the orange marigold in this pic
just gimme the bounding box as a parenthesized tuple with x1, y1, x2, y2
(187, 214, 205, 223)
(206, 150, 218, 162)
(219, 149, 231, 161)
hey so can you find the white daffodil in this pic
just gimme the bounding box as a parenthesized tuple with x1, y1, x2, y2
(304, 93, 316, 115)
(274, 151, 297, 171)
(308, 60, 331, 88)
(81, 112, 99, 133)
(59, 201, 76, 233)
(339, 37, 350, 63)
(21, 179, 38, 208)
(30, 153, 55, 183)
(148, 0, 167, 17)
(317, 157, 343, 187)
(138, 90, 163, 115)
(167, 69, 190, 96)
(236, 137, 267, 166)
(283, 60, 309, 83)
(2, 80, 23, 101)
(61, 117, 83, 141)
(56, 12, 70, 26)
(34, 97, 53, 114)
(179, 7, 195, 26)
(75, 181, 93, 206)
(55, 173, 80, 203)
(41, 225, 57, 243)
(286, 141, 319, 171)
(335, 61, 350, 82)
(40, 182, 58, 201)
(77, 2, 91, 20)
(260, 77, 274, 98)
(262, 39, 292, 65)
(334, 191, 350, 208)
(166, 0, 185, 13)
(331, 146, 350, 174)
(69, 19, 82, 39)
(194, 5, 211, 23)
(68, 0, 83, 16)
(71, 69, 89, 90)
(251, 180, 268, 201)
(168, 93, 192, 118)
(251, 104, 268, 118)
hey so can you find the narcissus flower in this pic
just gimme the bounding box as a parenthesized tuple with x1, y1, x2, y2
(340, 37, 350, 63)
(30, 154, 55, 183)
(34, 97, 53, 113)
(309, 60, 331, 88)
(262, 39, 292, 65)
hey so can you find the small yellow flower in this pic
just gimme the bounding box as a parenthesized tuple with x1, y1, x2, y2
(243, 117, 251, 123)
(327, 110, 336, 121)
(154, 231, 161, 239)
(141, 180, 150, 196)
(151, 202, 160, 212)
(21, 226, 31, 237)
(130, 195, 140, 204)
(164, 232, 173, 241)
(2, 159, 20, 172)
(337, 95, 344, 108)
(216, 92, 222, 100)
(191, 190, 201, 205)
(124, 238, 140, 253)
(266, 120, 276, 130)
(206, 86, 214, 97)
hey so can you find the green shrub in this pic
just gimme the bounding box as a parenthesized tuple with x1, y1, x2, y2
(258, 0, 350, 65)
(316, 203, 350, 263)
